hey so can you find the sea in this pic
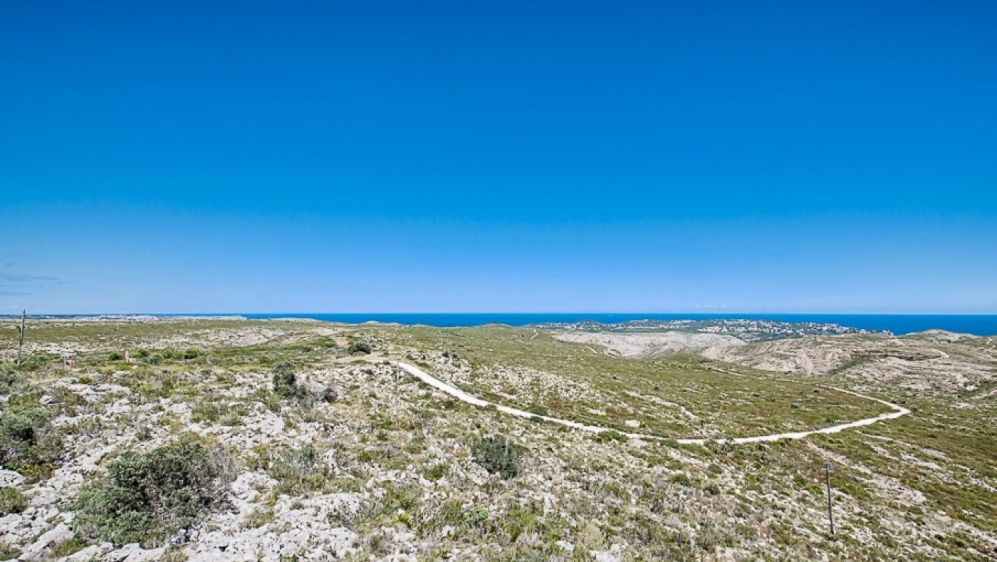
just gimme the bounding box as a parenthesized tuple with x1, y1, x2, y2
(232, 313, 997, 337)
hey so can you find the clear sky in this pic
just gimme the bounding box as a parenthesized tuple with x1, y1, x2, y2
(2, 0, 996, 314)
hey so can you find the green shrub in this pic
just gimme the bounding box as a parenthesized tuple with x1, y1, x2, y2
(592, 430, 627, 443)
(0, 406, 62, 474)
(0, 366, 23, 394)
(527, 404, 548, 417)
(73, 440, 232, 548)
(0, 487, 27, 516)
(190, 401, 224, 424)
(271, 362, 299, 398)
(182, 348, 200, 360)
(266, 444, 328, 496)
(108, 352, 123, 361)
(422, 462, 448, 481)
(244, 506, 275, 529)
(463, 505, 489, 529)
(347, 342, 372, 355)
(670, 472, 693, 487)
(0, 543, 21, 560)
(17, 354, 52, 372)
(471, 435, 523, 479)
(48, 535, 86, 558)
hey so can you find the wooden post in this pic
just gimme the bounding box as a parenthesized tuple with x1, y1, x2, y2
(825, 463, 835, 537)
(16, 309, 26, 367)
(393, 366, 399, 419)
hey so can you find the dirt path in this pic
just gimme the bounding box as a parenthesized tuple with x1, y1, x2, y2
(396, 361, 911, 445)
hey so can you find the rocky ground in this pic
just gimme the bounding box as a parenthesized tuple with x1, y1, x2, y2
(700, 329, 997, 393)
(554, 331, 746, 358)
(0, 319, 995, 561)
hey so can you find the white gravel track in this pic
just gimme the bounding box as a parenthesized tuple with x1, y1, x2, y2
(396, 361, 910, 445)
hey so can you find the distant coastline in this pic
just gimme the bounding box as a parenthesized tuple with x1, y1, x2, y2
(7, 313, 995, 336)
(238, 313, 997, 336)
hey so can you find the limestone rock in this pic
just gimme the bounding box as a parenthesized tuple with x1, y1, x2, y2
(18, 522, 72, 560)
(0, 470, 24, 488)
(300, 380, 338, 403)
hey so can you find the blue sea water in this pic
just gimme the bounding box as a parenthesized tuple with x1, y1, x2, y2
(237, 313, 997, 336)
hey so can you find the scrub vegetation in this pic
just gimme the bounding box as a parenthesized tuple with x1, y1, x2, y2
(73, 439, 233, 547)
(0, 318, 994, 561)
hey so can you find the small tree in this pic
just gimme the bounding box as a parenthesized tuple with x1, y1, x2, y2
(472, 435, 523, 479)
(271, 361, 298, 398)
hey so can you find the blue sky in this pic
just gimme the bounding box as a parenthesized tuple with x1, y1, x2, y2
(2, 0, 996, 314)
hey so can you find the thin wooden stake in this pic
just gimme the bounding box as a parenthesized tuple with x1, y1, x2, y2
(17, 309, 26, 367)
(825, 462, 835, 537)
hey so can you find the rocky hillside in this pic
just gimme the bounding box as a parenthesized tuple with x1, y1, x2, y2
(700, 330, 997, 393)
(554, 331, 745, 358)
(1, 320, 995, 561)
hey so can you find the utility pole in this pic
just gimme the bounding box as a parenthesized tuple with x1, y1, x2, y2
(16, 309, 26, 367)
(824, 462, 835, 537)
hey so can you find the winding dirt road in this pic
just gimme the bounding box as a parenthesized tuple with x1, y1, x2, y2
(396, 361, 910, 445)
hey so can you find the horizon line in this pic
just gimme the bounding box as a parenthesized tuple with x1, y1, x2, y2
(6, 311, 997, 317)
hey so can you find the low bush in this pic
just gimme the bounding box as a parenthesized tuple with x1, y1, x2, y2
(0, 487, 27, 516)
(48, 535, 86, 558)
(73, 439, 233, 547)
(670, 472, 693, 487)
(592, 430, 627, 443)
(266, 444, 328, 496)
(471, 435, 523, 479)
(422, 462, 448, 481)
(0, 543, 20, 560)
(527, 404, 548, 417)
(190, 401, 224, 424)
(0, 406, 62, 475)
(0, 365, 23, 394)
(270, 362, 336, 406)
(347, 342, 372, 355)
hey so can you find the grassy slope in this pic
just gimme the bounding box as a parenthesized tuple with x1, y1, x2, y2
(389, 325, 893, 439)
